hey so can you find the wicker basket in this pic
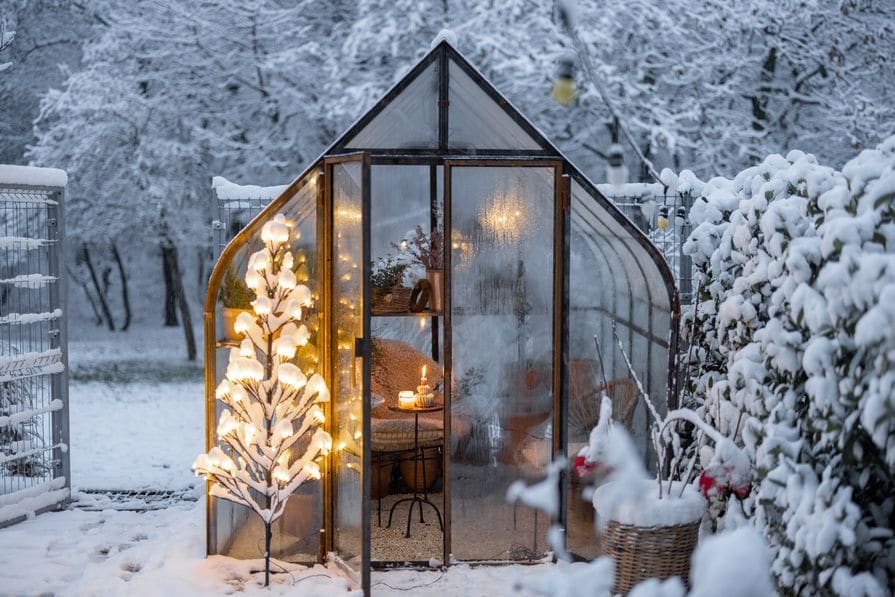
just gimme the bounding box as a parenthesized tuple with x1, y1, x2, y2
(600, 518, 700, 594)
(371, 287, 412, 314)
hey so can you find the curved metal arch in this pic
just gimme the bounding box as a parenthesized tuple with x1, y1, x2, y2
(566, 168, 680, 408)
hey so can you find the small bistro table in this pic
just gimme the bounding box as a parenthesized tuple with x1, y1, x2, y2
(386, 403, 444, 538)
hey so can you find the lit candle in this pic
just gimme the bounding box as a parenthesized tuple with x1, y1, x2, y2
(398, 391, 416, 409)
(420, 365, 427, 387)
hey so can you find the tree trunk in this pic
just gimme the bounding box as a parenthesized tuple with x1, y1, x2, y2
(111, 243, 132, 331)
(82, 243, 115, 331)
(163, 243, 196, 361)
(264, 520, 272, 587)
(67, 264, 103, 326)
(162, 245, 178, 326)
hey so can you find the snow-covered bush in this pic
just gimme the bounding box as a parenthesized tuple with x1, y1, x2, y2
(681, 136, 895, 594)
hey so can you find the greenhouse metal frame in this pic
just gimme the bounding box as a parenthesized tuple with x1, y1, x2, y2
(204, 40, 679, 594)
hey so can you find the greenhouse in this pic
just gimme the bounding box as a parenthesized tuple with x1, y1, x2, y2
(203, 40, 678, 593)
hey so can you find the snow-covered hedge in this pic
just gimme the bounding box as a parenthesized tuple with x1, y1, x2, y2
(681, 136, 895, 595)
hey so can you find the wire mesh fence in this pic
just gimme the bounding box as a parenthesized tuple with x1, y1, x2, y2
(602, 187, 695, 305)
(0, 181, 69, 527)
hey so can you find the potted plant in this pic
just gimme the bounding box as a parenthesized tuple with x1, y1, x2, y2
(220, 265, 254, 341)
(579, 328, 750, 593)
(370, 257, 411, 314)
(393, 216, 444, 312)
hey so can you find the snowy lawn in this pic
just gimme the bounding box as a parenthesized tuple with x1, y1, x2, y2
(0, 498, 579, 595)
(68, 323, 204, 491)
(0, 323, 573, 594)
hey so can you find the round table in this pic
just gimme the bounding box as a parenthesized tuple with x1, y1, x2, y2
(386, 403, 444, 538)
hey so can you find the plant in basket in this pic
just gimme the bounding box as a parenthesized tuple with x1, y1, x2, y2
(574, 324, 752, 593)
(370, 257, 411, 314)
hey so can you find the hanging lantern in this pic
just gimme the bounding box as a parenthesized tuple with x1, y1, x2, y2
(551, 51, 577, 105)
(657, 206, 670, 230)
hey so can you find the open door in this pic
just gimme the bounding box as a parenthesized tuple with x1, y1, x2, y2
(443, 159, 567, 562)
(325, 153, 371, 592)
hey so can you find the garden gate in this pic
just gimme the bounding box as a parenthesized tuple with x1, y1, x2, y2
(0, 166, 69, 527)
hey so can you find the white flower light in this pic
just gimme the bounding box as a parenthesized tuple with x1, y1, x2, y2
(278, 268, 297, 290)
(305, 373, 330, 402)
(245, 269, 263, 291)
(277, 362, 307, 389)
(307, 404, 325, 425)
(248, 250, 268, 272)
(292, 285, 312, 307)
(240, 338, 254, 358)
(231, 384, 248, 403)
(261, 220, 290, 244)
(273, 466, 290, 484)
(234, 311, 255, 335)
(216, 379, 231, 400)
(282, 252, 294, 270)
(295, 325, 310, 346)
(252, 295, 273, 315)
(275, 335, 297, 359)
(304, 461, 321, 480)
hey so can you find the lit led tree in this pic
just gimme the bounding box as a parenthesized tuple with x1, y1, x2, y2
(193, 213, 331, 587)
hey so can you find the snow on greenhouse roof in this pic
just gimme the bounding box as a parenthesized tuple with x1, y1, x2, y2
(0, 164, 68, 188)
(211, 176, 288, 202)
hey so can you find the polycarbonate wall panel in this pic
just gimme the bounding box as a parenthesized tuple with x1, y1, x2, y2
(566, 179, 674, 558)
(449, 166, 554, 560)
(447, 60, 543, 150)
(331, 162, 365, 575)
(345, 62, 439, 149)
(210, 177, 322, 563)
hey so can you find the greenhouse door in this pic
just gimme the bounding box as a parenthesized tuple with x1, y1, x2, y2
(443, 160, 568, 561)
(325, 154, 371, 592)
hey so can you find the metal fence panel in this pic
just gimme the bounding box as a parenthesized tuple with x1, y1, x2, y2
(0, 182, 70, 527)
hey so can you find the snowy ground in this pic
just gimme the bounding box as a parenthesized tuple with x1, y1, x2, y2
(0, 323, 574, 595)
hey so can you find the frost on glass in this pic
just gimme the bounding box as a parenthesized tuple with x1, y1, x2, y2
(449, 166, 554, 560)
(345, 61, 439, 150)
(447, 60, 543, 151)
(565, 179, 674, 559)
(331, 162, 364, 575)
(210, 175, 322, 563)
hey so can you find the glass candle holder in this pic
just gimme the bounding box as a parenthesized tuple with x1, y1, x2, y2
(398, 391, 416, 409)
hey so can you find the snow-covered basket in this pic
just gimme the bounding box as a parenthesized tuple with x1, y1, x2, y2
(595, 480, 705, 593)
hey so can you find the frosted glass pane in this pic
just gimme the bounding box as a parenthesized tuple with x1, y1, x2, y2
(332, 161, 364, 576)
(450, 166, 554, 561)
(210, 176, 322, 563)
(345, 62, 439, 149)
(448, 60, 543, 150)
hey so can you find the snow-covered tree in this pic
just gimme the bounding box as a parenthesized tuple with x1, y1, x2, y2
(680, 136, 895, 594)
(193, 214, 331, 586)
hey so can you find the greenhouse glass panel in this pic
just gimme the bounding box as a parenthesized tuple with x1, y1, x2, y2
(447, 60, 542, 150)
(345, 61, 440, 150)
(448, 165, 555, 561)
(208, 173, 323, 563)
(330, 161, 366, 578)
